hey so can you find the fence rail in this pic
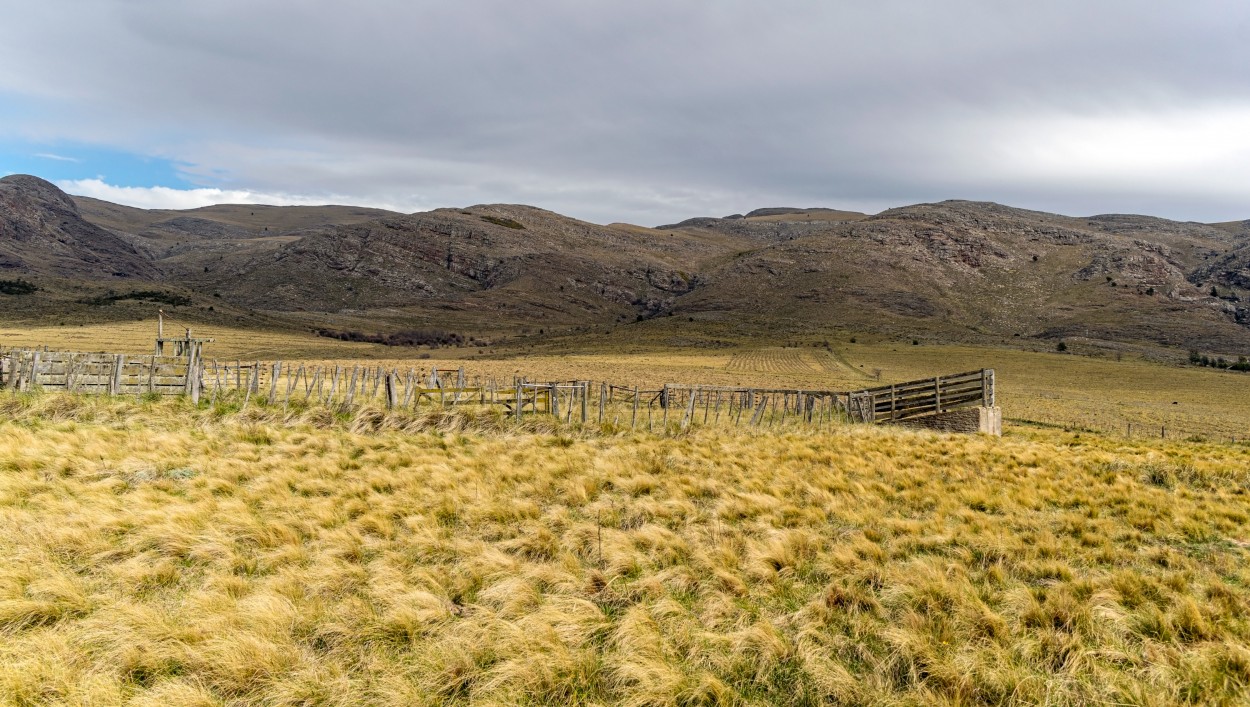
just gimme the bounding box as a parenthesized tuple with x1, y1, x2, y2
(847, 369, 994, 423)
(1, 349, 202, 399)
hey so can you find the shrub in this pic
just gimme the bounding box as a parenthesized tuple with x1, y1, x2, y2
(316, 328, 464, 348)
(78, 290, 193, 307)
(0, 278, 37, 295)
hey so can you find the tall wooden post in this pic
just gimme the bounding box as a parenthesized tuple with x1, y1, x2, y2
(631, 387, 639, 429)
(385, 373, 397, 410)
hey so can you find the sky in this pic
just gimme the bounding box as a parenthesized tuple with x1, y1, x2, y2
(1, 1, 1248, 225)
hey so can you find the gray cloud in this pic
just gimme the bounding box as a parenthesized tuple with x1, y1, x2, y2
(2, 1, 1249, 223)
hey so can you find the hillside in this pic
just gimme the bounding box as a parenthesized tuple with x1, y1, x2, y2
(675, 201, 1250, 352)
(1, 175, 1248, 356)
(0, 175, 157, 280)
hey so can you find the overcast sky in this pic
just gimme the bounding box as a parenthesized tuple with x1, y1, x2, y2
(1, 1, 1248, 224)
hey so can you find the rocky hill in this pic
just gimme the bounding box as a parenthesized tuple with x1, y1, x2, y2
(675, 201, 1250, 351)
(0, 175, 157, 279)
(1, 175, 1247, 354)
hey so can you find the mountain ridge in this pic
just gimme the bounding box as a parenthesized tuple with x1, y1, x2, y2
(1, 174, 1247, 356)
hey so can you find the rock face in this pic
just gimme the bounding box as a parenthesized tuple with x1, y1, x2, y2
(178, 205, 720, 323)
(0, 175, 158, 279)
(674, 200, 1250, 351)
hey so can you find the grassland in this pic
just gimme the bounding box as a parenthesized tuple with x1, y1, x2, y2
(2, 323, 1249, 704)
(0, 394, 1248, 705)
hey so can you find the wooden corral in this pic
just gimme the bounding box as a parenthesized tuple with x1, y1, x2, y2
(0, 339, 999, 434)
(2, 349, 203, 401)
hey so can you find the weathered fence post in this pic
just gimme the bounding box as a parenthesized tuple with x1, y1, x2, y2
(109, 354, 123, 396)
(385, 372, 398, 410)
(681, 385, 698, 430)
(661, 385, 669, 431)
(268, 362, 281, 405)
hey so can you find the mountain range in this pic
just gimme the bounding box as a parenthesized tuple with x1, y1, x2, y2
(2, 173, 1248, 356)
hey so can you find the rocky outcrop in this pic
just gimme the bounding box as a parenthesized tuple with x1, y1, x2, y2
(0, 175, 158, 279)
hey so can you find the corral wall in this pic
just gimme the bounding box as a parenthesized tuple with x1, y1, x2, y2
(894, 406, 1001, 435)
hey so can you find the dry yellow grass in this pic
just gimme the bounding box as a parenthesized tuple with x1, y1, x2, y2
(0, 320, 398, 360)
(1, 393, 1249, 705)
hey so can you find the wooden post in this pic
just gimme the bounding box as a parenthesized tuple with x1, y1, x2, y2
(661, 385, 669, 431)
(109, 354, 123, 396)
(934, 375, 942, 413)
(370, 367, 382, 400)
(243, 366, 257, 405)
(211, 360, 222, 404)
(286, 364, 302, 401)
(385, 373, 398, 410)
(189, 351, 202, 404)
(3, 352, 17, 391)
(631, 387, 639, 429)
(28, 351, 42, 392)
(681, 386, 697, 430)
(750, 397, 768, 426)
(147, 355, 155, 395)
(269, 362, 281, 405)
(581, 382, 588, 424)
(599, 383, 606, 424)
(327, 366, 341, 403)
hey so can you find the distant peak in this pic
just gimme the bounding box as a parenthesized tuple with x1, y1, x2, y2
(0, 174, 80, 213)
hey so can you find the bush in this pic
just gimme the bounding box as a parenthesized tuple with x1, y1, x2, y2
(1057, 341, 1068, 352)
(0, 278, 37, 295)
(78, 290, 193, 307)
(316, 328, 464, 348)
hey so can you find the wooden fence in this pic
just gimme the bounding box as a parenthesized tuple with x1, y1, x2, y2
(1, 349, 203, 400)
(847, 369, 995, 423)
(1, 347, 996, 433)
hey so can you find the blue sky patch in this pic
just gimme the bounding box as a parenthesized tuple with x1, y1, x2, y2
(0, 141, 189, 188)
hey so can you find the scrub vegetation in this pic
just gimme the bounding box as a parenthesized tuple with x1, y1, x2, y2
(1, 393, 1248, 705)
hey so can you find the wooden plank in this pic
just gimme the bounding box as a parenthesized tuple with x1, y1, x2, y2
(854, 370, 985, 396)
(872, 388, 985, 413)
(866, 381, 984, 408)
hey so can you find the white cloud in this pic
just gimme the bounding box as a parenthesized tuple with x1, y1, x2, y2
(4, 2, 1248, 223)
(34, 153, 82, 163)
(56, 178, 413, 212)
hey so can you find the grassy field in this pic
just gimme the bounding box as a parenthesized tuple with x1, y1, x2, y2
(3, 319, 1248, 441)
(0, 395, 1248, 705)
